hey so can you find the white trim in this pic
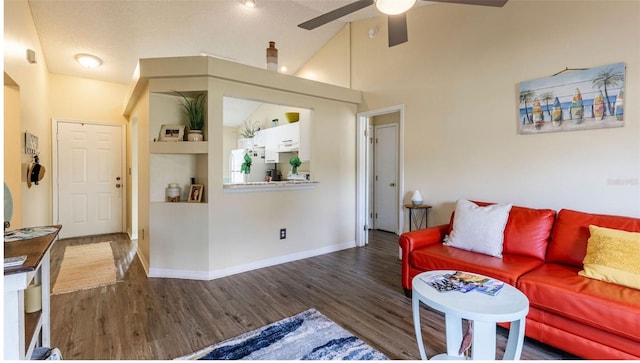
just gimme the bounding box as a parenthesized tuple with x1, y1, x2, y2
(136, 248, 150, 276)
(147, 241, 356, 280)
(51, 118, 127, 235)
(356, 105, 405, 242)
(356, 116, 369, 246)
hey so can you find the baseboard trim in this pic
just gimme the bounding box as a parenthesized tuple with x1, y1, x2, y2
(136, 248, 150, 277)
(147, 241, 356, 281)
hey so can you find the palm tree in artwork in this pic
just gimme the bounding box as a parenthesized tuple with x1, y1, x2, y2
(539, 92, 554, 121)
(592, 68, 624, 117)
(519, 90, 536, 124)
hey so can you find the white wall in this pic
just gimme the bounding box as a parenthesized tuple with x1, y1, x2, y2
(309, 0, 640, 225)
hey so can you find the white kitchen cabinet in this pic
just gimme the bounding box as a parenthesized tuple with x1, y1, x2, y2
(262, 128, 279, 163)
(276, 123, 299, 152)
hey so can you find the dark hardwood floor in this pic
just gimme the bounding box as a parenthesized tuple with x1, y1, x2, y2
(49, 230, 574, 360)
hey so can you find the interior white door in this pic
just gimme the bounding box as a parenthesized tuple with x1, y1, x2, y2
(57, 122, 123, 238)
(374, 124, 398, 233)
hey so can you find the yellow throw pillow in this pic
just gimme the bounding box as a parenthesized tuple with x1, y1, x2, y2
(579, 225, 640, 290)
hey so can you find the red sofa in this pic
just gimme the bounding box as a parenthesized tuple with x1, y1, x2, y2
(399, 203, 640, 359)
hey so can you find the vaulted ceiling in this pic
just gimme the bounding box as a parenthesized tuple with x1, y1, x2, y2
(28, 0, 430, 85)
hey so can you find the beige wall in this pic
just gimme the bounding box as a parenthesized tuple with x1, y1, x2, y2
(296, 24, 352, 88)
(49, 74, 129, 124)
(4, 0, 52, 227)
(4, 78, 23, 228)
(5, 1, 132, 230)
(208, 78, 358, 272)
(307, 0, 640, 226)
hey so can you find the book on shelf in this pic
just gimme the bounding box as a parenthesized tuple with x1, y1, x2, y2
(421, 271, 505, 295)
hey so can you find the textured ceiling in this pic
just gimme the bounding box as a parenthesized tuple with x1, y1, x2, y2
(27, 0, 404, 85)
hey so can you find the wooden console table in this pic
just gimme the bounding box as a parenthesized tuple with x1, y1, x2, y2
(4, 225, 61, 360)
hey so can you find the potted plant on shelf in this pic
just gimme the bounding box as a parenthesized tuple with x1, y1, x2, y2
(240, 120, 260, 139)
(175, 91, 206, 141)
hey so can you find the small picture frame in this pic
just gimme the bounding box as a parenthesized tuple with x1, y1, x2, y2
(159, 125, 185, 142)
(188, 184, 203, 203)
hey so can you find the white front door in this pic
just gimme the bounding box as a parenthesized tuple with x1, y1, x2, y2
(57, 122, 123, 238)
(374, 124, 398, 233)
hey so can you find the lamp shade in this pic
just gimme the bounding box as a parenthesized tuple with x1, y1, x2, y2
(375, 0, 416, 15)
(411, 190, 423, 206)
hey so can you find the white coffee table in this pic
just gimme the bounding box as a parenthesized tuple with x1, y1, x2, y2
(412, 270, 529, 360)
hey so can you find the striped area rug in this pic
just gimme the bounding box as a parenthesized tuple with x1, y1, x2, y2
(176, 309, 388, 360)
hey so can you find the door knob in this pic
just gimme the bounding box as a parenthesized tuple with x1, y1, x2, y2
(116, 177, 121, 181)
(389, 182, 396, 187)
(116, 184, 121, 188)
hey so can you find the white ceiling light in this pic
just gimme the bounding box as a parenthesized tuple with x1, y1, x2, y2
(241, 0, 256, 8)
(75, 53, 102, 69)
(375, 0, 416, 15)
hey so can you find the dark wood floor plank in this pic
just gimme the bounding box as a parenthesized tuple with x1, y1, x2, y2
(49, 230, 574, 360)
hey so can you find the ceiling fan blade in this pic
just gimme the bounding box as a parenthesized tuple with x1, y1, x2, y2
(388, 14, 408, 47)
(423, 0, 508, 7)
(298, 0, 375, 30)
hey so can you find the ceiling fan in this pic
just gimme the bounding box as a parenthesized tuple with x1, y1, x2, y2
(298, 0, 508, 47)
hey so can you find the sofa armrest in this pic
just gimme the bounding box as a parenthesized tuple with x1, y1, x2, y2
(398, 224, 449, 253)
(399, 224, 449, 293)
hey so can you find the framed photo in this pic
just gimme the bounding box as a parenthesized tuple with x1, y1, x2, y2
(188, 184, 203, 203)
(159, 124, 185, 142)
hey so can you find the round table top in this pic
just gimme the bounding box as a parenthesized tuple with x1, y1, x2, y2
(412, 270, 529, 322)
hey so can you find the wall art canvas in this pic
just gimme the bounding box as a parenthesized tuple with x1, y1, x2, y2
(518, 62, 625, 134)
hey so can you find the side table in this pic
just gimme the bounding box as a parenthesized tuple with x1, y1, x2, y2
(412, 270, 529, 360)
(404, 204, 432, 231)
(4, 225, 61, 360)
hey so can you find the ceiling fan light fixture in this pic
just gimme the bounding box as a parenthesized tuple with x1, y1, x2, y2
(75, 53, 102, 69)
(375, 0, 416, 15)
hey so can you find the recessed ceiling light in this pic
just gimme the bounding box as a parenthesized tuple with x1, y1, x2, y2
(280, 66, 288, 73)
(75, 53, 102, 69)
(241, 0, 256, 8)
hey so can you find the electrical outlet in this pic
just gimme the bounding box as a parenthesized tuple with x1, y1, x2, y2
(280, 228, 286, 239)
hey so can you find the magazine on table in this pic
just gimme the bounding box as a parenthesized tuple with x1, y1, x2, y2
(421, 271, 504, 295)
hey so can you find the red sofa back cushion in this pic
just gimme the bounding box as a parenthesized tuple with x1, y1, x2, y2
(547, 209, 640, 267)
(447, 201, 555, 260)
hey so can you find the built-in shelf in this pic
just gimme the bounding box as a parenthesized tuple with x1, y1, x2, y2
(150, 141, 208, 154)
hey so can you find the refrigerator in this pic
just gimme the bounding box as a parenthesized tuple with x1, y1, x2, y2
(229, 148, 269, 183)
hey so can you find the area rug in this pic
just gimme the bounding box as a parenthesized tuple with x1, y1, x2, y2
(52, 242, 117, 294)
(176, 308, 388, 360)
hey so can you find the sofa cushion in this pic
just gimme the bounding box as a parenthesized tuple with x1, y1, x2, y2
(410, 243, 544, 286)
(547, 209, 640, 267)
(518, 263, 640, 342)
(579, 225, 640, 289)
(502, 205, 555, 260)
(448, 202, 555, 260)
(444, 200, 512, 257)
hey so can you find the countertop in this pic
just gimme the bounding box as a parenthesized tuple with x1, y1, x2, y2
(223, 180, 318, 192)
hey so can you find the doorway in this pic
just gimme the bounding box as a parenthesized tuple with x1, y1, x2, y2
(356, 105, 405, 246)
(373, 123, 399, 232)
(52, 119, 126, 238)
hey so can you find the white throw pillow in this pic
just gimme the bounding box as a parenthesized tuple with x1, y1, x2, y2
(444, 200, 513, 258)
